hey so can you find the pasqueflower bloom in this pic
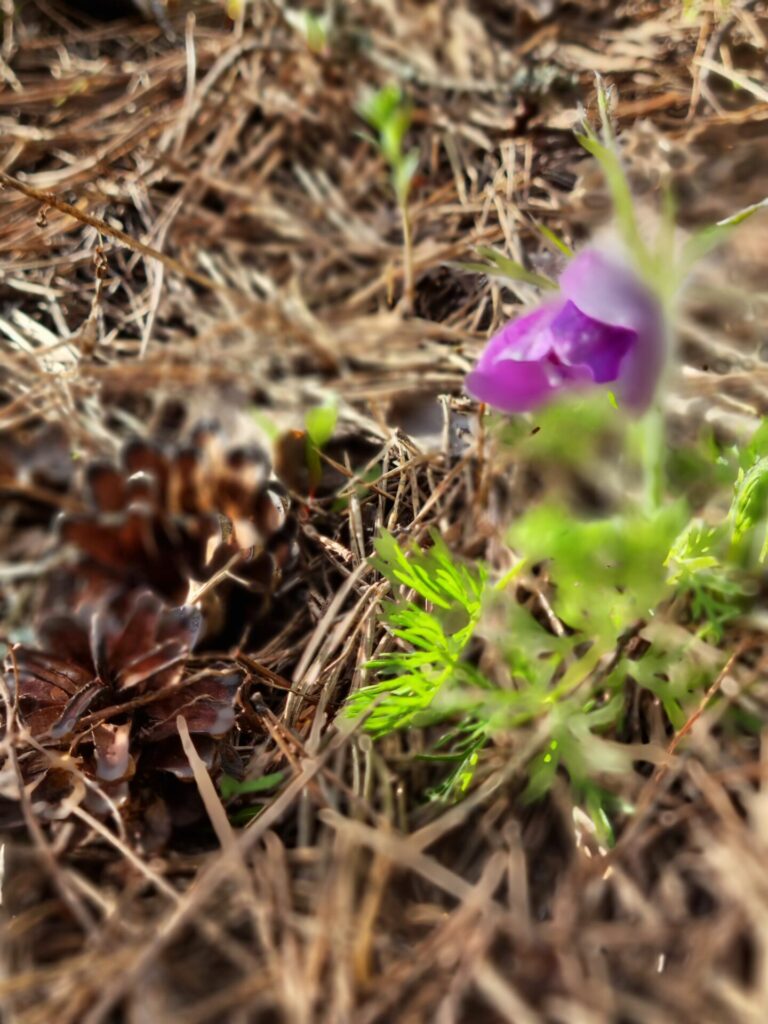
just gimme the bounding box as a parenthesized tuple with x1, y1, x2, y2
(466, 249, 664, 414)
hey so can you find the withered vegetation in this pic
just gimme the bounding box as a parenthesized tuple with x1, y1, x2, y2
(1, 1, 768, 1022)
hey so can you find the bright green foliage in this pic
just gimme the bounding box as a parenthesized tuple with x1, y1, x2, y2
(304, 398, 338, 489)
(730, 457, 768, 561)
(346, 530, 488, 739)
(500, 390, 623, 468)
(220, 771, 285, 824)
(345, 412, 768, 827)
(344, 421, 768, 831)
(344, 519, 671, 813)
(510, 502, 686, 641)
(344, 529, 504, 800)
(305, 400, 338, 450)
(357, 84, 419, 304)
(738, 417, 768, 468)
(665, 521, 732, 631)
(662, 418, 768, 640)
(666, 519, 722, 581)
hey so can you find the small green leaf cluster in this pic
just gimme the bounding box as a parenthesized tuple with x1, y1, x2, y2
(345, 530, 488, 742)
(344, 410, 768, 837)
(512, 503, 686, 640)
(344, 508, 682, 825)
(731, 457, 768, 562)
(357, 84, 419, 206)
(665, 520, 746, 642)
(663, 421, 768, 640)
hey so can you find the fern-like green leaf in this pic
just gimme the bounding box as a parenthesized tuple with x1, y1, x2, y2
(346, 531, 488, 738)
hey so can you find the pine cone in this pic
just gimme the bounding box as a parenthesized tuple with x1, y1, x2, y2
(55, 428, 297, 644)
(5, 589, 239, 818)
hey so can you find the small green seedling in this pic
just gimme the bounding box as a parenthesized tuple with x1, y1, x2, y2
(284, 7, 330, 55)
(305, 398, 338, 491)
(219, 771, 285, 800)
(357, 84, 419, 310)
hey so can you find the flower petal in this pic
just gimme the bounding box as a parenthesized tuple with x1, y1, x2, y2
(549, 301, 636, 383)
(613, 319, 667, 412)
(560, 249, 665, 411)
(466, 358, 591, 413)
(473, 303, 563, 372)
(466, 247, 666, 416)
(560, 249, 654, 332)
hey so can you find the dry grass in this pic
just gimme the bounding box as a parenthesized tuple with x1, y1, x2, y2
(1, 1, 768, 1021)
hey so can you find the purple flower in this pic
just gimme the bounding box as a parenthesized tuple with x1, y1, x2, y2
(466, 249, 664, 414)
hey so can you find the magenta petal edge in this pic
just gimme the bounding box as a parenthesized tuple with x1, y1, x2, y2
(466, 249, 665, 415)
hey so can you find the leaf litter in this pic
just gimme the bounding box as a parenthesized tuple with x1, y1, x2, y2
(0, 1, 767, 1022)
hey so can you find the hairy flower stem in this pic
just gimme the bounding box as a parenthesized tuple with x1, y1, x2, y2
(642, 404, 665, 514)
